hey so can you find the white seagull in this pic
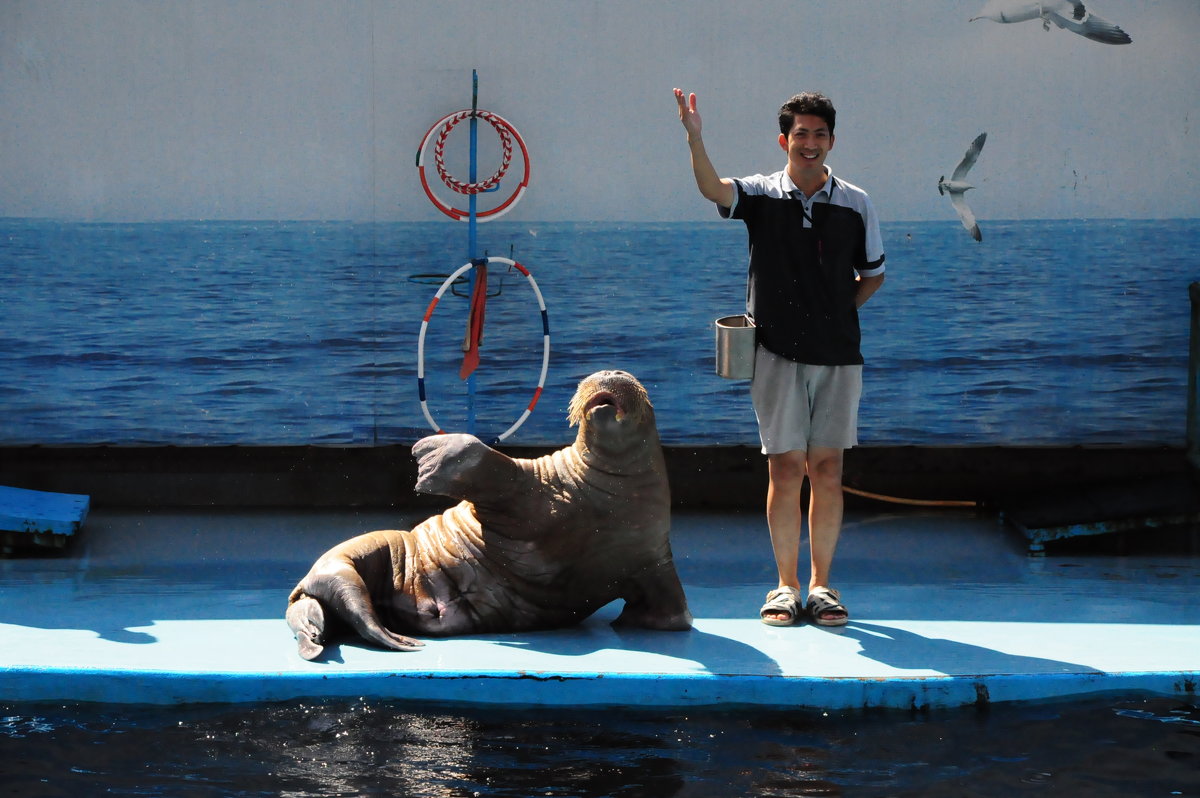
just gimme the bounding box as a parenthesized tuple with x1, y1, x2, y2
(938, 133, 987, 243)
(970, 1, 1132, 44)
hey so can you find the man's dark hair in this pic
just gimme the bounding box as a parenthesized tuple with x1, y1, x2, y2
(778, 92, 836, 137)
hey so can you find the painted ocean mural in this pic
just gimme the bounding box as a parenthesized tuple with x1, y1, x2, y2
(1, 217, 1194, 447)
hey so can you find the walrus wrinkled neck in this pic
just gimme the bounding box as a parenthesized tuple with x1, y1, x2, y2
(574, 420, 664, 475)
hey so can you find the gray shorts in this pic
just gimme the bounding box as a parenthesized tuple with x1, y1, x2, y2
(750, 345, 862, 454)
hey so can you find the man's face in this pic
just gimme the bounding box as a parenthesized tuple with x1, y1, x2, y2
(779, 114, 834, 171)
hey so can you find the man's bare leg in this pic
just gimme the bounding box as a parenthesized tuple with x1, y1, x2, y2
(762, 450, 807, 622)
(805, 446, 847, 623)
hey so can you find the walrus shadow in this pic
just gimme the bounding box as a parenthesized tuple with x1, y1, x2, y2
(828, 621, 1101, 676)
(281, 612, 785, 677)
(292, 609, 783, 677)
(489, 611, 785, 679)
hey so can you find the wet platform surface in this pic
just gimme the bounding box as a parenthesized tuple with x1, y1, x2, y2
(2, 506, 1198, 709)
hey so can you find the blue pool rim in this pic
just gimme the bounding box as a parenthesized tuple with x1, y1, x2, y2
(4, 665, 1197, 709)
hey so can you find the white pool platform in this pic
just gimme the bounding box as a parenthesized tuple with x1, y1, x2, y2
(2, 506, 1197, 709)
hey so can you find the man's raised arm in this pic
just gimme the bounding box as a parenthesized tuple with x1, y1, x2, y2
(674, 88, 735, 209)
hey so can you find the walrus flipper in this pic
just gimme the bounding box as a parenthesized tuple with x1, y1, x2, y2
(293, 563, 424, 655)
(611, 558, 693, 632)
(322, 565, 424, 653)
(286, 594, 332, 661)
(413, 433, 531, 503)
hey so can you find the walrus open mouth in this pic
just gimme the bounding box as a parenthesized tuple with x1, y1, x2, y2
(583, 391, 621, 418)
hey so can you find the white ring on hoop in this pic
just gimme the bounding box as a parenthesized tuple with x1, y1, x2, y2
(416, 257, 550, 443)
(415, 109, 531, 222)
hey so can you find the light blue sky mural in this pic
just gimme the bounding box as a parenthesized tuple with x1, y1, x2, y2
(2, 1, 1196, 223)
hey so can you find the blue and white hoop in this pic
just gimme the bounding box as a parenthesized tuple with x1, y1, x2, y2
(416, 257, 550, 443)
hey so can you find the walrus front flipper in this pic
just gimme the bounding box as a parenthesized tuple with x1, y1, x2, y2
(413, 433, 530, 503)
(612, 558, 693, 632)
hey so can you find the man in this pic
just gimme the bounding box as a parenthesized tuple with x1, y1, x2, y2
(674, 88, 886, 626)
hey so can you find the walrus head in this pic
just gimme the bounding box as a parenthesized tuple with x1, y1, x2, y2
(567, 370, 658, 458)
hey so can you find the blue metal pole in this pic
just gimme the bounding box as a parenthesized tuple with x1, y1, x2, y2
(466, 70, 479, 435)
(1188, 282, 1199, 472)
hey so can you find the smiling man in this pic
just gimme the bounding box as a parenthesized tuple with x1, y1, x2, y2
(673, 88, 886, 628)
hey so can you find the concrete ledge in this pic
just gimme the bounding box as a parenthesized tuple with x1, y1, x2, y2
(0, 444, 1190, 510)
(2, 508, 1199, 709)
(5, 663, 1195, 710)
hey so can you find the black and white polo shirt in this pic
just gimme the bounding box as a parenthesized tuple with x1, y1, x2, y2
(719, 169, 885, 366)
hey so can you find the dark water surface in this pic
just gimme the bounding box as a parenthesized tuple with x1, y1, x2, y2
(3, 694, 1198, 796)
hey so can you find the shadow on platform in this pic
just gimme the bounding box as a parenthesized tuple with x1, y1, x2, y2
(834, 622, 1099, 677)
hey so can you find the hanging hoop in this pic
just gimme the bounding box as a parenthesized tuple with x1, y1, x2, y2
(417, 257, 550, 443)
(415, 109, 531, 222)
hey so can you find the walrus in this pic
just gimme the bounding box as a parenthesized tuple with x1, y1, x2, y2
(286, 369, 692, 660)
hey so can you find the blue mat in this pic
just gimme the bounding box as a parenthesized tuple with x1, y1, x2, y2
(0, 485, 89, 553)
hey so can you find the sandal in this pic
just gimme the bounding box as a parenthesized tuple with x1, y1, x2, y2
(806, 587, 849, 627)
(760, 586, 802, 626)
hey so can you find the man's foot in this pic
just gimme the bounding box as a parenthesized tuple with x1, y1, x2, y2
(806, 586, 849, 627)
(759, 586, 803, 626)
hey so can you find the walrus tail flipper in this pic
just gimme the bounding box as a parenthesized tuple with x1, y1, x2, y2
(286, 595, 330, 661)
(312, 564, 425, 652)
(342, 604, 425, 653)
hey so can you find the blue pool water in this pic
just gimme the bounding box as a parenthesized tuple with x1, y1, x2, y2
(2, 694, 1198, 796)
(1, 218, 1195, 447)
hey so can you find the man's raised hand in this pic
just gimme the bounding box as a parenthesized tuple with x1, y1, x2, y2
(674, 88, 703, 139)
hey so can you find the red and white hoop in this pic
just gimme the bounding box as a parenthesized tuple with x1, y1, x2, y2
(416, 257, 550, 443)
(415, 109, 530, 222)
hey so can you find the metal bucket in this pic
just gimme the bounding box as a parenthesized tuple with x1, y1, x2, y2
(714, 315, 756, 379)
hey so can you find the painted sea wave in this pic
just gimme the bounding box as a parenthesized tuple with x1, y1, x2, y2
(1, 218, 1194, 446)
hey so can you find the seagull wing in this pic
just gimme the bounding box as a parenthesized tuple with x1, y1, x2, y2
(1048, 5, 1132, 43)
(949, 193, 982, 242)
(972, 1, 1043, 23)
(951, 133, 987, 181)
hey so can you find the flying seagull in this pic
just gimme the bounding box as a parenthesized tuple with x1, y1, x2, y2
(938, 133, 987, 243)
(970, 1, 1132, 44)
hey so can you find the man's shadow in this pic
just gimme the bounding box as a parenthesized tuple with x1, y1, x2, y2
(830, 621, 1100, 676)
